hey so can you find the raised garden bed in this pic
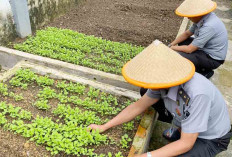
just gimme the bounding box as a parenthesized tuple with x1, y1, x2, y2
(14, 27, 144, 75)
(12, 0, 184, 75)
(0, 61, 156, 156)
(46, 0, 183, 46)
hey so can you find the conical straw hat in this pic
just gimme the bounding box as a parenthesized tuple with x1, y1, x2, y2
(122, 40, 195, 89)
(176, 0, 217, 17)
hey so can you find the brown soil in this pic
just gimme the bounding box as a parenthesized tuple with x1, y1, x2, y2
(0, 128, 51, 157)
(46, 0, 183, 46)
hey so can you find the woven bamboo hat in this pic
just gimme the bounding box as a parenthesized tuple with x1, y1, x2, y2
(175, 0, 217, 17)
(122, 40, 195, 89)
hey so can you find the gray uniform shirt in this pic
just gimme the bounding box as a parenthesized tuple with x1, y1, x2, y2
(146, 73, 231, 139)
(189, 12, 228, 60)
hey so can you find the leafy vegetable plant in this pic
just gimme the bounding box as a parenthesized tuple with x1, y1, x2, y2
(120, 134, 132, 149)
(0, 83, 8, 96)
(0, 68, 137, 156)
(9, 92, 24, 101)
(14, 27, 144, 74)
(34, 100, 50, 110)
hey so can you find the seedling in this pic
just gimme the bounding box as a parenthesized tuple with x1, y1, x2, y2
(14, 27, 144, 74)
(0, 68, 136, 156)
(0, 83, 8, 96)
(34, 100, 50, 110)
(120, 134, 132, 149)
(9, 92, 24, 101)
(123, 121, 134, 131)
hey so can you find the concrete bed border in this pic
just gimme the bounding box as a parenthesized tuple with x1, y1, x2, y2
(0, 61, 140, 99)
(0, 46, 139, 92)
(0, 61, 157, 156)
(0, 17, 191, 93)
(176, 17, 189, 38)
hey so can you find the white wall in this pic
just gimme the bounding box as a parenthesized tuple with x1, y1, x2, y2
(0, 0, 81, 45)
(0, 0, 15, 46)
(0, 0, 12, 19)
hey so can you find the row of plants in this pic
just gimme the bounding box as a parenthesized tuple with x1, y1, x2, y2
(9, 68, 54, 89)
(0, 68, 137, 156)
(0, 101, 32, 121)
(14, 27, 144, 74)
(8, 68, 132, 116)
(0, 100, 128, 156)
(0, 83, 24, 101)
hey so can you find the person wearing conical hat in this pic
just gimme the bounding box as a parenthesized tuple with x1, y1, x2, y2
(88, 41, 231, 157)
(169, 0, 228, 79)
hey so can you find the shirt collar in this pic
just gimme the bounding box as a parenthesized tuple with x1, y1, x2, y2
(166, 86, 179, 101)
(196, 13, 211, 28)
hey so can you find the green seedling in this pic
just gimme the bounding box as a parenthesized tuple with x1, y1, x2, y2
(0, 113, 7, 125)
(120, 134, 132, 149)
(0, 83, 8, 96)
(36, 75, 54, 87)
(123, 121, 134, 131)
(37, 87, 56, 99)
(9, 92, 24, 101)
(34, 100, 50, 110)
(14, 27, 144, 74)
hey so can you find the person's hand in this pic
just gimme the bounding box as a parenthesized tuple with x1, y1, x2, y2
(133, 154, 145, 157)
(87, 124, 107, 133)
(168, 43, 172, 48)
(170, 45, 174, 50)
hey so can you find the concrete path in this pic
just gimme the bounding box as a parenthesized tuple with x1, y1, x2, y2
(213, 1, 232, 156)
(212, 0, 232, 112)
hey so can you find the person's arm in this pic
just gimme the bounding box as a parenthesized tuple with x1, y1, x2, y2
(170, 30, 193, 46)
(170, 44, 198, 54)
(137, 131, 199, 157)
(88, 94, 159, 132)
(137, 95, 210, 157)
(171, 25, 216, 54)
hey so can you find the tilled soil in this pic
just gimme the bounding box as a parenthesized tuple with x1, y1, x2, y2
(0, 128, 51, 157)
(47, 0, 183, 46)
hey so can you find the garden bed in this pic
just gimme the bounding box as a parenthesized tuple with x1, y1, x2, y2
(14, 27, 144, 75)
(12, 0, 183, 75)
(46, 0, 183, 46)
(0, 61, 156, 156)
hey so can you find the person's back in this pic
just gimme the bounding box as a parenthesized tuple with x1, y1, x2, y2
(182, 73, 231, 139)
(194, 12, 228, 60)
(169, 0, 228, 79)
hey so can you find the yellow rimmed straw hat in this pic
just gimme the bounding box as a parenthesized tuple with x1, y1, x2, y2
(175, 0, 217, 17)
(122, 40, 195, 89)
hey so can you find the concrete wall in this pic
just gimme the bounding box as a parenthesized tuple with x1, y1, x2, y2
(28, 0, 81, 31)
(0, 0, 17, 46)
(0, 0, 82, 46)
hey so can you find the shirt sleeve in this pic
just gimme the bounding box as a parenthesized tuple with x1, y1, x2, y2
(146, 89, 161, 99)
(191, 26, 215, 48)
(181, 94, 211, 133)
(189, 24, 196, 33)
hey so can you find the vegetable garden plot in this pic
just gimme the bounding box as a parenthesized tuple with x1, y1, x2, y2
(14, 27, 144, 75)
(0, 68, 140, 157)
